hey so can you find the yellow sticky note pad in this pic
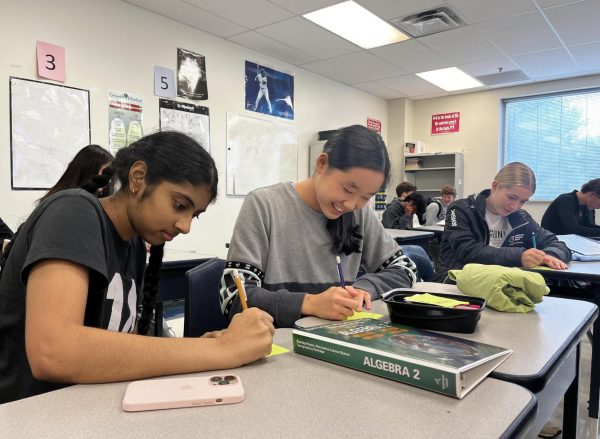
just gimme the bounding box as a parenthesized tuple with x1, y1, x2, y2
(346, 311, 383, 321)
(268, 344, 289, 357)
(404, 293, 468, 308)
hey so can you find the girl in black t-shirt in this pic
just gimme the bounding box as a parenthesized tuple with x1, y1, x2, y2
(0, 131, 274, 403)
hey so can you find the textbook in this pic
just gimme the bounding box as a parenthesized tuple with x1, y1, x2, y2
(292, 318, 511, 399)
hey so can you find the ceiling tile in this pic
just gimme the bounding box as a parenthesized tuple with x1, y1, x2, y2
(354, 0, 445, 19)
(447, 0, 537, 24)
(378, 75, 444, 96)
(267, 0, 342, 15)
(457, 56, 520, 77)
(328, 51, 408, 80)
(183, 0, 293, 28)
(353, 81, 407, 99)
(476, 11, 562, 55)
(256, 17, 361, 59)
(419, 26, 504, 65)
(544, 0, 600, 45)
(370, 40, 450, 73)
(301, 60, 369, 85)
(123, 0, 247, 37)
(230, 31, 318, 65)
(569, 42, 600, 72)
(512, 48, 579, 78)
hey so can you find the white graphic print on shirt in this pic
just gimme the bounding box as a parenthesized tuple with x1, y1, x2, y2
(106, 273, 137, 332)
(485, 210, 513, 248)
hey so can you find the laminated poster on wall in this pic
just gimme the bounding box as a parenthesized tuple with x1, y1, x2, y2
(177, 48, 208, 100)
(159, 99, 210, 153)
(108, 91, 143, 154)
(9, 77, 90, 189)
(245, 61, 294, 120)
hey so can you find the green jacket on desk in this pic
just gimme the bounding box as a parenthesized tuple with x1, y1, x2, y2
(448, 264, 549, 312)
(436, 189, 571, 281)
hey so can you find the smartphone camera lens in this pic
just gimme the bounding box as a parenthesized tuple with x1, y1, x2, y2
(218, 380, 229, 385)
(224, 375, 237, 384)
(210, 376, 222, 384)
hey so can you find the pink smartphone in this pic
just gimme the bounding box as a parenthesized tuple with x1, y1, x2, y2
(122, 374, 245, 412)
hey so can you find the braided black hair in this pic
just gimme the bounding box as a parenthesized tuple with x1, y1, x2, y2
(321, 125, 390, 255)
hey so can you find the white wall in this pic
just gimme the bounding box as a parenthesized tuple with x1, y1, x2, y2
(389, 74, 600, 221)
(0, 0, 388, 258)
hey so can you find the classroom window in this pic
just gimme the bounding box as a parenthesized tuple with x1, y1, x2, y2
(502, 89, 600, 201)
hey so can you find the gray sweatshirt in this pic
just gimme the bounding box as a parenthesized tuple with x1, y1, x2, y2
(224, 182, 416, 327)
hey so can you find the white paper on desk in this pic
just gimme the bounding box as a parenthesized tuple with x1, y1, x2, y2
(412, 215, 422, 228)
(437, 219, 445, 226)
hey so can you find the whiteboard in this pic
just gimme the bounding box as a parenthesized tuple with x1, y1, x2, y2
(10, 77, 90, 189)
(226, 113, 298, 195)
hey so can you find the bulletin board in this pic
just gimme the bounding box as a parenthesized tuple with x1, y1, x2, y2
(226, 113, 298, 196)
(9, 77, 90, 189)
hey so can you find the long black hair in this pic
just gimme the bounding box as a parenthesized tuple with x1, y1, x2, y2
(322, 125, 391, 255)
(39, 144, 114, 203)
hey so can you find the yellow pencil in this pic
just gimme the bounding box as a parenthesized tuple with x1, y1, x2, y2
(232, 269, 248, 310)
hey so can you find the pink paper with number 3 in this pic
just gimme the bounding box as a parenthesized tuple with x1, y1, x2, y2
(36, 41, 65, 82)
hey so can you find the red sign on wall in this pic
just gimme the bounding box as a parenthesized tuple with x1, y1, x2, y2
(367, 117, 381, 133)
(431, 112, 460, 135)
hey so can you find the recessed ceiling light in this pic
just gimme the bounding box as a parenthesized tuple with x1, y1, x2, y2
(303, 1, 410, 49)
(416, 67, 483, 91)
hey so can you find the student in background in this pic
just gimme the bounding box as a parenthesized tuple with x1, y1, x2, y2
(223, 125, 417, 328)
(0, 217, 12, 241)
(436, 162, 571, 282)
(381, 181, 416, 228)
(541, 178, 600, 237)
(424, 185, 456, 225)
(40, 144, 115, 203)
(0, 131, 274, 404)
(397, 192, 427, 230)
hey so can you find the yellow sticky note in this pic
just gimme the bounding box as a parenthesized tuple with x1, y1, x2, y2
(267, 344, 289, 357)
(346, 311, 383, 321)
(404, 293, 468, 308)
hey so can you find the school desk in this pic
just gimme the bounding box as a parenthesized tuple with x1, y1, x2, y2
(527, 260, 600, 435)
(385, 228, 434, 252)
(0, 329, 536, 439)
(416, 224, 444, 239)
(368, 283, 598, 439)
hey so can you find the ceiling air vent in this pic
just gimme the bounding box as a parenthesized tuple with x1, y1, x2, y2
(475, 70, 530, 86)
(390, 7, 466, 38)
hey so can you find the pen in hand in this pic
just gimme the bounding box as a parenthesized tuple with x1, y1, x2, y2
(335, 255, 346, 289)
(232, 269, 249, 310)
(531, 232, 537, 249)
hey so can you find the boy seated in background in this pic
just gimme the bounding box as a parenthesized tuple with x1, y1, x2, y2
(424, 185, 456, 225)
(541, 178, 600, 237)
(382, 182, 416, 229)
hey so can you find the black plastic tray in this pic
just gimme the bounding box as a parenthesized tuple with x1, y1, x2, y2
(382, 288, 486, 333)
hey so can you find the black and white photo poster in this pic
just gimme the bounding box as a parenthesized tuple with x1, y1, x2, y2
(245, 61, 294, 120)
(177, 48, 208, 100)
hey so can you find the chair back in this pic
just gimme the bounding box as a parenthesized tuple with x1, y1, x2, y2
(153, 258, 211, 336)
(400, 245, 434, 282)
(184, 257, 229, 337)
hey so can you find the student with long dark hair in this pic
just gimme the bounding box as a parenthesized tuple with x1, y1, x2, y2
(223, 125, 417, 328)
(436, 162, 571, 281)
(0, 131, 274, 404)
(39, 144, 115, 203)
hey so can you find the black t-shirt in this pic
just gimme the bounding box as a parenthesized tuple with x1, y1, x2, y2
(0, 189, 146, 403)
